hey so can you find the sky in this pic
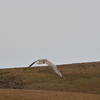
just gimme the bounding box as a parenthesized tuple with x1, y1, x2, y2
(0, 0, 100, 68)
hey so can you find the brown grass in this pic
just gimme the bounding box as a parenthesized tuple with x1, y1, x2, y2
(0, 89, 100, 100)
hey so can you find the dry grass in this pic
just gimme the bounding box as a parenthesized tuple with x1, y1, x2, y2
(0, 89, 100, 100)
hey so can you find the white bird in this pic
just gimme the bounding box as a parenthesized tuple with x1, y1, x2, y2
(28, 59, 63, 77)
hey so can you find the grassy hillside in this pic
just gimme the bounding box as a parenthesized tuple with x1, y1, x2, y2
(0, 61, 100, 94)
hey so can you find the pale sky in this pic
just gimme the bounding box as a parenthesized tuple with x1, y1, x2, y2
(0, 0, 100, 68)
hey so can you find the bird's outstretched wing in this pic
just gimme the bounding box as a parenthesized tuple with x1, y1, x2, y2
(28, 60, 38, 68)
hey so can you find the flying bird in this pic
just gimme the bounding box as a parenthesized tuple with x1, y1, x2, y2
(28, 59, 63, 77)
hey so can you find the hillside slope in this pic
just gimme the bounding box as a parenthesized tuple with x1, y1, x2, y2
(0, 61, 100, 94)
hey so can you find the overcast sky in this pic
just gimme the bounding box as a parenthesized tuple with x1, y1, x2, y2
(0, 0, 100, 68)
